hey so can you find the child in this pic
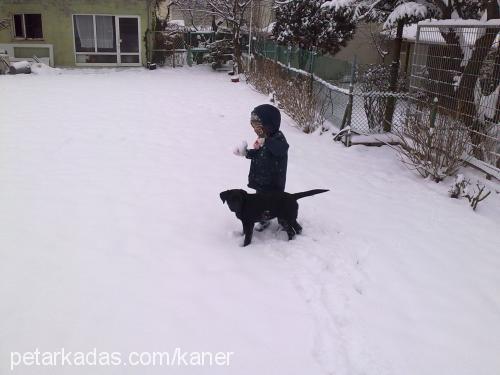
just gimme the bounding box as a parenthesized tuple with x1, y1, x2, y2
(234, 104, 289, 229)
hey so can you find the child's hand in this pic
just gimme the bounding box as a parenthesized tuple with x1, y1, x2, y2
(233, 141, 248, 157)
(253, 138, 265, 150)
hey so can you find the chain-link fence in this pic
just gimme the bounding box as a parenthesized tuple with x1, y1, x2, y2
(348, 89, 410, 134)
(410, 22, 500, 174)
(251, 39, 409, 135)
(254, 39, 352, 82)
(248, 30, 499, 178)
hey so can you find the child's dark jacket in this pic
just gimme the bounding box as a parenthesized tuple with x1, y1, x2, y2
(246, 118, 289, 192)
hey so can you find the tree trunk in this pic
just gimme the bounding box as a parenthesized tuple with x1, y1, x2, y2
(454, 0, 500, 159)
(383, 19, 404, 132)
(233, 27, 242, 74)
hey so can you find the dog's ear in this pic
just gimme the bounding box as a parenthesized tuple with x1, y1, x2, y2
(220, 191, 228, 204)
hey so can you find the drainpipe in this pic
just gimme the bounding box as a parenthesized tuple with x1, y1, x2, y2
(146, 0, 155, 64)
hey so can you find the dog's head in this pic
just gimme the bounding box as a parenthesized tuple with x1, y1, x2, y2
(220, 189, 247, 214)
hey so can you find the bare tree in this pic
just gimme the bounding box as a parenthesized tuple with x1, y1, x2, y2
(172, 0, 252, 72)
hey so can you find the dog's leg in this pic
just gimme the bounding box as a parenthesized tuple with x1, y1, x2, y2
(242, 221, 254, 246)
(278, 218, 296, 240)
(292, 221, 302, 235)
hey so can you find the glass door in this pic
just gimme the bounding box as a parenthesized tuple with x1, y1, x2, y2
(117, 17, 140, 65)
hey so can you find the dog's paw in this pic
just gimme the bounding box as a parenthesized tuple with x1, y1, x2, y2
(240, 238, 252, 247)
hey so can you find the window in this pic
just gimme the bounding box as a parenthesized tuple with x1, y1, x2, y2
(73, 15, 96, 52)
(13, 14, 43, 39)
(73, 15, 117, 53)
(73, 14, 140, 65)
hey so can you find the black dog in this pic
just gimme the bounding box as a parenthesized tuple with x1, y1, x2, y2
(220, 189, 329, 246)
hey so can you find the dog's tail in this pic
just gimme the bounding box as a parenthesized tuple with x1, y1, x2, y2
(293, 189, 329, 200)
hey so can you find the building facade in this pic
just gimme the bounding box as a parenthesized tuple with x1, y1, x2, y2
(0, 0, 154, 67)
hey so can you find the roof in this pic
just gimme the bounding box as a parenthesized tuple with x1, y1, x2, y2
(384, 19, 500, 46)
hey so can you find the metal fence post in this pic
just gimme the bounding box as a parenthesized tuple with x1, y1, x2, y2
(429, 97, 438, 128)
(287, 43, 291, 70)
(340, 55, 357, 137)
(187, 46, 193, 67)
(309, 47, 316, 75)
(427, 97, 438, 164)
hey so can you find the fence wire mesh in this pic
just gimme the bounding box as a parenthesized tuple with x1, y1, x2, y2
(349, 90, 410, 134)
(251, 39, 409, 135)
(410, 23, 500, 171)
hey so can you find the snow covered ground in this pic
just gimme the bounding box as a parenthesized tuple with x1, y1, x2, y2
(1, 66, 499, 375)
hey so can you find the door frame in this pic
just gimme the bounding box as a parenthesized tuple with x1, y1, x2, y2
(116, 16, 141, 66)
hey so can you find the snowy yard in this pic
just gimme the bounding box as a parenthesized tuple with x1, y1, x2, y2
(1, 66, 500, 375)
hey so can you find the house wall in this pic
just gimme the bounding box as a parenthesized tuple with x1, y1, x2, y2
(0, 0, 151, 66)
(335, 23, 389, 66)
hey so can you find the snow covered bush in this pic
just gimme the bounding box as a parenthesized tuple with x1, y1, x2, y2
(449, 174, 469, 199)
(392, 99, 470, 182)
(278, 76, 329, 133)
(463, 183, 492, 211)
(449, 175, 492, 211)
(246, 56, 329, 133)
(245, 56, 281, 97)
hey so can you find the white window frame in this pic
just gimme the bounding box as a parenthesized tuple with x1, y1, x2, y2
(72, 14, 142, 67)
(12, 13, 44, 41)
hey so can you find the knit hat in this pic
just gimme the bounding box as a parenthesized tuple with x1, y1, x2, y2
(251, 104, 281, 135)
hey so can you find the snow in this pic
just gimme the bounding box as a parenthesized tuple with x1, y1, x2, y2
(386, 19, 500, 49)
(1, 66, 500, 375)
(273, 59, 350, 95)
(261, 21, 275, 34)
(314, 74, 350, 94)
(168, 19, 186, 27)
(232, 140, 248, 156)
(11, 60, 31, 70)
(419, 18, 500, 27)
(30, 62, 63, 75)
(384, 2, 428, 29)
(321, 0, 356, 11)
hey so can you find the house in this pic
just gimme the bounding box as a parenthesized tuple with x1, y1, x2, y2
(0, 0, 155, 67)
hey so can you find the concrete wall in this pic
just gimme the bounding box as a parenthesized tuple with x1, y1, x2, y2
(0, 0, 152, 66)
(334, 23, 389, 66)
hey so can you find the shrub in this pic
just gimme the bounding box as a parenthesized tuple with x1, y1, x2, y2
(391, 98, 470, 182)
(245, 56, 330, 133)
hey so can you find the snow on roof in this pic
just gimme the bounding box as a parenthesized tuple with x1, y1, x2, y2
(384, 19, 500, 46)
(384, 2, 428, 29)
(321, 0, 356, 11)
(404, 23, 445, 44)
(419, 19, 500, 27)
(383, 22, 445, 43)
(418, 20, 500, 46)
